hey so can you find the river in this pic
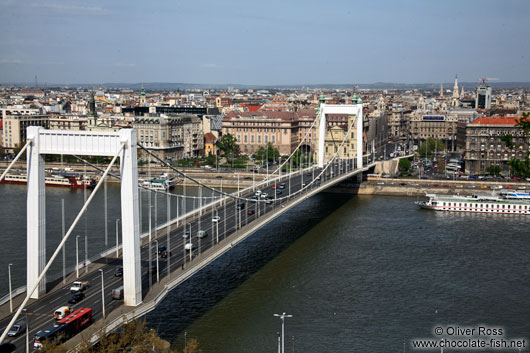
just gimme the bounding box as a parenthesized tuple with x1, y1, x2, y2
(1, 185, 529, 353)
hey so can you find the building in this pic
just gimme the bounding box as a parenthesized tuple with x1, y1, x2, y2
(204, 132, 217, 156)
(321, 114, 358, 160)
(476, 85, 492, 109)
(410, 114, 458, 151)
(2, 114, 49, 153)
(461, 117, 529, 174)
(49, 115, 88, 131)
(133, 114, 203, 161)
(221, 109, 316, 155)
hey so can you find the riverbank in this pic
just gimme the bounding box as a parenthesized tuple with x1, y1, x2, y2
(329, 178, 530, 197)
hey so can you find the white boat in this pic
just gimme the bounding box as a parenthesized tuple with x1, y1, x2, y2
(139, 178, 169, 191)
(416, 193, 530, 215)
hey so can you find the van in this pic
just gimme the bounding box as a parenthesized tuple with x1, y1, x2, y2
(53, 306, 71, 320)
(112, 286, 124, 300)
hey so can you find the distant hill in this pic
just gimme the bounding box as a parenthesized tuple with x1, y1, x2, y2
(3, 81, 530, 91)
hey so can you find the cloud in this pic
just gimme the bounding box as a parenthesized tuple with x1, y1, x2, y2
(0, 58, 22, 64)
(113, 63, 136, 68)
(31, 2, 106, 14)
(201, 63, 221, 68)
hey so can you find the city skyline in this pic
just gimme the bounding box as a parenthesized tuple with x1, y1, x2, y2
(0, 0, 529, 85)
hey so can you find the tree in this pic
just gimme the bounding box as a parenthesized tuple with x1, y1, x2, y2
(502, 112, 530, 177)
(486, 165, 502, 176)
(216, 134, 239, 162)
(253, 143, 279, 164)
(418, 138, 445, 158)
(398, 158, 411, 172)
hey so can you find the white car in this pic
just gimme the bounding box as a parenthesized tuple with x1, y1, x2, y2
(260, 193, 268, 199)
(255, 190, 262, 196)
(212, 215, 220, 222)
(184, 243, 194, 251)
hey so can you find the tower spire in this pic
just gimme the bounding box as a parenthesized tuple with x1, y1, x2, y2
(440, 83, 443, 98)
(452, 75, 459, 99)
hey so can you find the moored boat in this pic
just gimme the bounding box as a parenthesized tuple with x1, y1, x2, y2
(1, 173, 96, 189)
(416, 193, 530, 215)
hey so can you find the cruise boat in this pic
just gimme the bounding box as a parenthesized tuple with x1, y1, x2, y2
(1, 174, 96, 189)
(416, 193, 530, 215)
(139, 178, 169, 191)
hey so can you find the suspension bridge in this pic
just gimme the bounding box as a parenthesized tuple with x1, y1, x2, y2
(0, 100, 377, 350)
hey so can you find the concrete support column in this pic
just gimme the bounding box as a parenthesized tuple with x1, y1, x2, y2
(26, 126, 46, 299)
(119, 129, 142, 306)
(356, 105, 364, 168)
(317, 105, 326, 168)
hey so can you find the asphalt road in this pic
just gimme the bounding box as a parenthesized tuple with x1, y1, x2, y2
(0, 160, 357, 352)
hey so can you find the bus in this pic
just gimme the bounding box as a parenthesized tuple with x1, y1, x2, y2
(33, 324, 66, 350)
(33, 308, 93, 350)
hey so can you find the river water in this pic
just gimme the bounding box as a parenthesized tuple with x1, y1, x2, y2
(1, 185, 529, 353)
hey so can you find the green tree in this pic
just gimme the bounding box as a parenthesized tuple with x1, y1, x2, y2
(418, 138, 445, 158)
(503, 112, 530, 177)
(216, 134, 239, 162)
(253, 143, 279, 164)
(398, 158, 411, 172)
(486, 165, 502, 176)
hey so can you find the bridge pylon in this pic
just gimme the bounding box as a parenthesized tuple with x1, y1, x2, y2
(26, 127, 142, 306)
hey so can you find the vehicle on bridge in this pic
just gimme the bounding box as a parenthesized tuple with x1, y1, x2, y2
(197, 230, 208, 238)
(112, 286, 124, 300)
(53, 306, 71, 320)
(69, 281, 89, 293)
(33, 324, 66, 350)
(68, 292, 85, 304)
(236, 202, 245, 209)
(7, 320, 25, 337)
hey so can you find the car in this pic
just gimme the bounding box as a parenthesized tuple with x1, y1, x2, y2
(68, 292, 85, 304)
(157, 245, 167, 255)
(279, 182, 286, 189)
(212, 215, 220, 222)
(255, 190, 262, 196)
(114, 267, 123, 277)
(215, 175, 223, 179)
(443, 184, 451, 188)
(53, 306, 71, 320)
(399, 183, 407, 186)
(183, 230, 190, 238)
(244, 176, 252, 180)
(184, 243, 194, 251)
(236, 202, 245, 210)
(276, 189, 283, 195)
(272, 184, 278, 189)
(247, 209, 255, 215)
(260, 193, 268, 199)
(250, 195, 258, 201)
(161, 250, 172, 258)
(197, 230, 208, 238)
(0, 343, 16, 353)
(265, 196, 274, 204)
(377, 182, 385, 185)
(7, 321, 25, 337)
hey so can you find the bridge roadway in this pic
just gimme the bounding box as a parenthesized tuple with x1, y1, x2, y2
(0, 160, 371, 352)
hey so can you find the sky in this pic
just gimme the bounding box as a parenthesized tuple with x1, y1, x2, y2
(0, 0, 529, 85)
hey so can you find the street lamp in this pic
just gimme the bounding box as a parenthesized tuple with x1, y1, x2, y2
(8, 263, 12, 313)
(76, 235, 80, 278)
(273, 312, 293, 353)
(24, 308, 28, 353)
(98, 269, 105, 319)
(149, 206, 153, 289)
(115, 219, 120, 258)
(153, 240, 159, 283)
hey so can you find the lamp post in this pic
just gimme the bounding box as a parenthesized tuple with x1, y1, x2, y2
(98, 269, 105, 319)
(115, 219, 120, 258)
(85, 234, 88, 273)
(273, 312, 293, 353)
(76, 235, 80, 278)
(24, 308, 28, 353)
(153, 240, 159, 283)
(8, 263, 12, 313)
(149, 206, 153, 289)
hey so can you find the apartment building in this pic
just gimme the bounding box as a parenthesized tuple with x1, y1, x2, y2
(461, 117, 529, 174)
(2, 114, 49, 153)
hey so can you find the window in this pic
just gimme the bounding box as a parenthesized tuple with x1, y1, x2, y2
(272, 135, 275, 143)
(244, 135, 247, 143)
(251, 136, 254, 143)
